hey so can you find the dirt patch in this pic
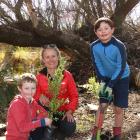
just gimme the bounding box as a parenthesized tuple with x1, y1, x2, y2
(0, 91, 140, 140)
(69, 91, 140, 140)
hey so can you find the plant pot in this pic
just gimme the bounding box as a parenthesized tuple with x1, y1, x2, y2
(42, 125, 55, 140)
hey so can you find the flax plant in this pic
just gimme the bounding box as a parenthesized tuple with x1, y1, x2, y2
(48, 57, 66, 118)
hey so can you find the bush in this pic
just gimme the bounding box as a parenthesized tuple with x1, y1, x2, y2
(0, 82, 17, 108)
(0, 66, 17, 108)
(83, 76, 100, 97)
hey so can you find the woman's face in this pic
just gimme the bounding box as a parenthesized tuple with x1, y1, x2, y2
(42, 48, 59, 70)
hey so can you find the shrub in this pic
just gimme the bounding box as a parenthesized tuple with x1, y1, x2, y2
(0, 66, 17, 108)
(83, 76, 100, 97)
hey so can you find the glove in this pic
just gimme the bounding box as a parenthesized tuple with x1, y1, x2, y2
(104, 86, 113, 101)
(104, 86, 112, 95)
(99, 84, 113, 101)
(98, 82, 106, 95)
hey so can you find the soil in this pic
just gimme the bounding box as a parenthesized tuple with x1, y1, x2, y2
(0, 90, 140, 140)
(68, 90, 140, 140)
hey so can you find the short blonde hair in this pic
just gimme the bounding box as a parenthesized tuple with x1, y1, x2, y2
(18, 73, 37, 88)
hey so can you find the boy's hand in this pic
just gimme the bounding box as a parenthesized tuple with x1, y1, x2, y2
(98, 82, 106, 96)
(39, 94, 50, 106)
(104, 86, 112, 96)
(99, 83, 113, 101)
(104, 86, 113, 101)
(44, 118, 52, 126)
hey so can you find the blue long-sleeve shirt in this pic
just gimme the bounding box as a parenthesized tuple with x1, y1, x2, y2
(90, 36, 130, 88)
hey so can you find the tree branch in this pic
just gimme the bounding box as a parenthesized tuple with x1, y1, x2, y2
(15, 0, 24, 21)
(0, 7, 14, 24)
(96, 0, 103, 17)
(0, 24, 90, 60)
(111, 0, 139, 28)
(24, 0, 39, 28)
(50, 0, 58, 29)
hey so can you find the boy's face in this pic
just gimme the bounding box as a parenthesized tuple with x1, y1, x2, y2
(18, 81, 36, 102)
(95, 22, 114, 43)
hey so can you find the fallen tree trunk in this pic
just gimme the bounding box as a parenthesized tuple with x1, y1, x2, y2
(130, 66, 140, 89)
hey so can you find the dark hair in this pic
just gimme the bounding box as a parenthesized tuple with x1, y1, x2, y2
(41, 44, 61, 59)
(18, 73, 37, 88)
(94, 17, 114, 32)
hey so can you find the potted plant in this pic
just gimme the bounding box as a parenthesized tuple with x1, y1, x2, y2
(42, 57, 66, 140)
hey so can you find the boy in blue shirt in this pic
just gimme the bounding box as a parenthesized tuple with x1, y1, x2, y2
(90, 17, 130, 140)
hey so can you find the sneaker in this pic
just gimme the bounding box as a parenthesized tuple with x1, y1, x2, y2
(53, 129, 66, 140)
(55, 132, 65, 140)
(100, 130, 112, 140)
(42, 126, 55, 140)
(110, 135, 121, 140)
(91, 126, 98, 140)
(91, 135, 96, 140)
(100, 134, 109, 140)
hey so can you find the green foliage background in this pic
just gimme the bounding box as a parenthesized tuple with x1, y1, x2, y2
(0, 47, 41, 108)
(0, 65, 17, 108)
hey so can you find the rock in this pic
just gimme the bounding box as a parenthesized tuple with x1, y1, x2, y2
(0, 124, 6, 129)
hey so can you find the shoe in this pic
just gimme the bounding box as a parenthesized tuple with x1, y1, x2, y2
(55, 132, 65, 140)
(42, 126, 55, 140)
(100, 134, 109, 140)
(100, 130, 112, 140)
(110, 135, 121, 140)
(91, 126, 98, 140)
(91, 135, 96, 140)
(53, 128, 66, 140)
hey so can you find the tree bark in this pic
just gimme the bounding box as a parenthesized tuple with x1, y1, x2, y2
(111, 0, 139, 30)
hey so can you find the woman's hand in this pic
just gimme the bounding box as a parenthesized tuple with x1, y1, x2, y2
(39, 94, 50, 107)
(62, 110, 74, 122)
